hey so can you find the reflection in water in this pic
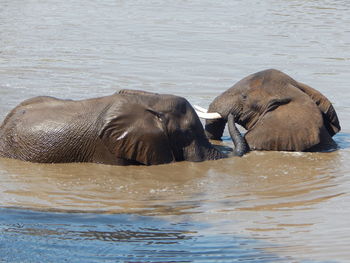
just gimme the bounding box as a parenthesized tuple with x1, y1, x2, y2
(0, 208, 285, 263)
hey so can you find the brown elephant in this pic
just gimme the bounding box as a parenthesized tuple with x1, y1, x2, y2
(204, 69, 341, 152)
(0, 90, 248, 165)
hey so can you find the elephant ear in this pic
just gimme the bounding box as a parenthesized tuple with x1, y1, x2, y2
(296, 82, 340, 136)
(99, 104, 175, 165)
(245, 87, 326, 151)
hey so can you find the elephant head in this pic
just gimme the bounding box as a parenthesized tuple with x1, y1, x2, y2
(0, 90, 248, 165)
(205, 69, 341, 151)
(107, 89, 248, 165)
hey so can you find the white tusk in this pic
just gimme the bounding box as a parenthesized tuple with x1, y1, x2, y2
(194, 105, 208, 113)
(195, 110, 222, 119)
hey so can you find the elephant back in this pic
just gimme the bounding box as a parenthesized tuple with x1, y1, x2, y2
(0, 97, 101, 163)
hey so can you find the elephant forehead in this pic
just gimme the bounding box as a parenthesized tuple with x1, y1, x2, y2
(155, 96, 191, 114)
(233, 81, 276, 99)
(249, 69, 297, 88)
(247, 75, 264, 89)
(253, 80, 290, 94)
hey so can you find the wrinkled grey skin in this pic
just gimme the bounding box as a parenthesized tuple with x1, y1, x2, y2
(0, 90, 248, 165)
(205, 69, 341, 152)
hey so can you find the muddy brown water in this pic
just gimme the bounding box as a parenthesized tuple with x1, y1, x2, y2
(0, 0, 350, 262)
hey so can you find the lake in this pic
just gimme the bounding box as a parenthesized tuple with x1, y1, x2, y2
(0, 0, 350, 262)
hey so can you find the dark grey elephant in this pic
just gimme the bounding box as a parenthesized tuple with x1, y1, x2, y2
(204, 69, 341, 152)
(0, 90, 248, 165)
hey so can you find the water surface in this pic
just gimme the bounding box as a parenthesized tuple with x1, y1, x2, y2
(1, 0, 350, 262)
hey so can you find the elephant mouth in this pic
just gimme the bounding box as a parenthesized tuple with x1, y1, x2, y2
(237, 112, 257, 130)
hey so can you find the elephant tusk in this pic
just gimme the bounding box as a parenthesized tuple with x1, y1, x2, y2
(195, 110, 222, 119)
(194, 105, 208, 113)
(194, 105, 222, 119)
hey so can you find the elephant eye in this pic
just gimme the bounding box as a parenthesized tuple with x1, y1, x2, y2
(157, 113, 166, 123)
(146, 109, 165, 122)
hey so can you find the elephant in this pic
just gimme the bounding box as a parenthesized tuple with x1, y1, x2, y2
(0, 90, 248, 165)
(204, 69, 341, 152)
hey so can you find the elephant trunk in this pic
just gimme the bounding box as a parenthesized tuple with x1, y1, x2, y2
(227, 113, 249, 156)
(205, 114, 248, 158)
